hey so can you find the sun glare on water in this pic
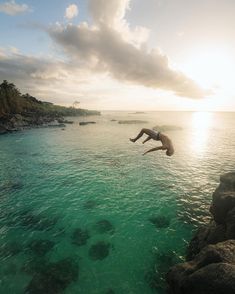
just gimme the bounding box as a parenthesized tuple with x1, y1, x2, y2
(191, 111, 214, 154)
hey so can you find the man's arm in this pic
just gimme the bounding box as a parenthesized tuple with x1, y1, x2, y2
(143, 146, 164, 155)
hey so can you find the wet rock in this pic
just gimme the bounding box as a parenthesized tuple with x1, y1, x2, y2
(149, 215, 170, 229)
(167, 240, 235, 294)
(28, 239, 55, 256)
(167, 172, 235, 294)
(94, 220, 115, 234)
(71, 228, 90, 246)
(25, 258, 79, 294)
(79, 121, 96, 125)
(187, 172, 235, 260)
(186, 222, 226, 260)
(210, 190, 235, 224)
(88, 241, 111, 260)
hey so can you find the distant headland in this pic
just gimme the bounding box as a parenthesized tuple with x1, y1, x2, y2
(0, 80, 100, 134)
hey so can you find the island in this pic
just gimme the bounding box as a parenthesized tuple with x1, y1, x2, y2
(0, 80, 100, 134)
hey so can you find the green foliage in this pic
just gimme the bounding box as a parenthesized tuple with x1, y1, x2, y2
(0, 80, 100, 118)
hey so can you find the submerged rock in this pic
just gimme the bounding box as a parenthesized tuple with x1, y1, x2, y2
(83, 200, 97, 210)
(88, 241, 111, 260)
(94, 220, 115, 234)
(20, 210, 58, 231)
(149, 215, 170, 229)
(0, 241, 22, 258)
(71, 228, 90, 246)
(22, 257, 48, 275)
(25, 258, 79, 294)
(28, 239, 55, 256)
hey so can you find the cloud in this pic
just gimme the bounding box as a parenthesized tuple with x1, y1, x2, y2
(0, 51, 105, 106)
(89, 0, 130, 29)
(0, 0, 30, 15)
(65, 4, 78, 20)
(48, 0, 207, 99)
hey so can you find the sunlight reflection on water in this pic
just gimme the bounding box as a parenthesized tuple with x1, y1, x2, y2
(191, 112, 214, 155)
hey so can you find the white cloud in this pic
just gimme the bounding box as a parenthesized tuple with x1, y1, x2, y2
(65, 4, 78, 20)
(48, 0, 207, 98)
(0, 0, 30, 15)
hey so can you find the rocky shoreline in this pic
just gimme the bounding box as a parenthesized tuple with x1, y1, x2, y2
(0, 114, 72, 134)
(166, 172, 235, 294)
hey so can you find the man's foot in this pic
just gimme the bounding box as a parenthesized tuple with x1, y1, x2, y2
(129, 138, 135, 142)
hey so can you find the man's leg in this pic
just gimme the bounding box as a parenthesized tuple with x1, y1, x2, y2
(130, 128, 152, 142)
(142, 136, 151, 144)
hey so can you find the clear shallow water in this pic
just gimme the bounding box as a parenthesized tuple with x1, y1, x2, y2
(0, 111, 234, 293)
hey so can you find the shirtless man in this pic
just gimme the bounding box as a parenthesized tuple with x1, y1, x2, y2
(130, 128, 174, 156)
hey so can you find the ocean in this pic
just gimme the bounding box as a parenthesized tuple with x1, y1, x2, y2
(0, 111, 234, 293)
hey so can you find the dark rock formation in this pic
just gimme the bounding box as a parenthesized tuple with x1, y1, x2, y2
(79, 121, 96, 125)
(28, 239, 55, 256)
(25, 258, 79, 294)
(0, 80, 100, 135)
(166, 172, 235, 294)
(83, 200, 97, 210)
(149, 215, 171, 229)
(71, 228, 90, 246)
(88, 241, 111, 260)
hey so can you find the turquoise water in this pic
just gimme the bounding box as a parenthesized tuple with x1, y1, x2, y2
(0, 111, 234, 293)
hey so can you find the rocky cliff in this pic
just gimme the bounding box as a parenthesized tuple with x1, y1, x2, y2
(166, 172, 235, 294)
(0, 80, 100, 134)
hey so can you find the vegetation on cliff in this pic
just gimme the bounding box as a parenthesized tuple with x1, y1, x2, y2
(0, 80, 100, 118)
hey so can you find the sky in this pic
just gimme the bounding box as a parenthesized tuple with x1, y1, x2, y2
(0, 0, 235, 111)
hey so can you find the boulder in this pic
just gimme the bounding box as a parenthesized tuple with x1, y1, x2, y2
(167, 240, 235, 294)
(167, 172, 235, 293)
(210, 190, 235, 224)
